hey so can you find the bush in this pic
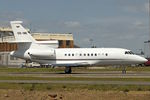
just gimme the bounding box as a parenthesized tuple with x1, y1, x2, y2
(30, 84, 35, 91)
(137, 88, 142, 91)
(46, 86, 51, 90)
(123, 89, 129, 92)
(62, 85, 66, 89)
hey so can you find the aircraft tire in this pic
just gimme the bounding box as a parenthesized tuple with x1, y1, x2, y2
(65, 67, 72, 74)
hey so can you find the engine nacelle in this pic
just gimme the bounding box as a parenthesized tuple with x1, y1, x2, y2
(27, 49, 55, 59)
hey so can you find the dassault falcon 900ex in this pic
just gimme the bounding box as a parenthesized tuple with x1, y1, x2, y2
(10, 21, 147, 74)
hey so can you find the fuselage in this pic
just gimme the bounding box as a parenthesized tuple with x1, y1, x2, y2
(10, 48, 147, 67)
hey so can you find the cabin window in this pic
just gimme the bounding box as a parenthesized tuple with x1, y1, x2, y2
(91, 54, 93, 56)
(87, 54, 90, 56)
(125, 51, 134, 55)
(129, 51, 134, 54)
(68, 54, 71, 56)
(72, 54, 74, 56)
(125, 51, 129, 54)
(65, 54, 67, 56)
(84, 54, 86, 56)
(95, 54, 97, 56)
(105, 53, 108, 56)
(80, 54, 82, 56)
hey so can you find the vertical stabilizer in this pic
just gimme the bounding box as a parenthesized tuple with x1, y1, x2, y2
(10, 21, 35, 43)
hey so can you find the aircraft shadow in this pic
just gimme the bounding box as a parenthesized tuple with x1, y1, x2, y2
(9, 71, 130, 75)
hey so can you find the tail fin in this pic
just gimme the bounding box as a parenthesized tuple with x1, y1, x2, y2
(10, 21, 36, 43)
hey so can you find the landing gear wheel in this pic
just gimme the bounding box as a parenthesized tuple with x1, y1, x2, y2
(65, 67, 72, 74)
(122, 66, 126, 74)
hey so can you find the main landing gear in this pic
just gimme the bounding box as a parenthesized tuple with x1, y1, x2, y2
(65, 67, 72, 74)
(122, 66, 126, 74)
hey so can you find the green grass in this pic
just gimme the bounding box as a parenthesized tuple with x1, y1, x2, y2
(86, 66, 150, 72)
(0, 66, 150, 73)
(0, 67, 64, 73)
(0, 83, 149, 91)
(0, 76, 150, 82)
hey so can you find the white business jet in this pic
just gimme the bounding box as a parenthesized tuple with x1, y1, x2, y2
(10, 21, 147, 74)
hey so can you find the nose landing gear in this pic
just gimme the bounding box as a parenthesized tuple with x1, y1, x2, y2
(122, 66, 126, 74)
(65, 67, 72, 74)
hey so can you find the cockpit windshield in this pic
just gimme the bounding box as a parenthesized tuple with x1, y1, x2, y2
(125, 51, 134, 55)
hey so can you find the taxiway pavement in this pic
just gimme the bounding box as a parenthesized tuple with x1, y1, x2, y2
(0, 71, 150, 85)
(4, 71, 150, 78)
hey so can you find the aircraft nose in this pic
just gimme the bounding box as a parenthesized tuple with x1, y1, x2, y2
(137, 56, 148, 63)
(142, 58, 148, 63)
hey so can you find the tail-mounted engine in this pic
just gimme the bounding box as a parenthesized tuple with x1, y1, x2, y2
(26, 49, 55, 59)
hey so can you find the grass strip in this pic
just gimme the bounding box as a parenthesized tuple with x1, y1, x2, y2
(0, 83, 150, 92)
(0, 76, 150, 82)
